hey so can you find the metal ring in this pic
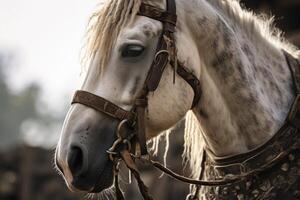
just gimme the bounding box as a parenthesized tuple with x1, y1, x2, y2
(107, 138, 123, 161)
(154, 50, 170, 62)
(106, 150, 117, 162)
(117, 119, 129, 138)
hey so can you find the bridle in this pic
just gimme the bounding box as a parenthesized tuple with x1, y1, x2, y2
(70, 0, 300, 199)
(73, 0, 201, 157)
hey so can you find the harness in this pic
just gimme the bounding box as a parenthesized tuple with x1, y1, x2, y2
(70, 0, 300, 199)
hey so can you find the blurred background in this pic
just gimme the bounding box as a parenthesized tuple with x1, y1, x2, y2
(0, 0, 299, 199)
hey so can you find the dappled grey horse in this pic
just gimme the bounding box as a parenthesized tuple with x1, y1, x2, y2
(55, 0, 300, 199)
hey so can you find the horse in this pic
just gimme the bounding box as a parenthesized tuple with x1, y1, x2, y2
(55, 0, 300, 199)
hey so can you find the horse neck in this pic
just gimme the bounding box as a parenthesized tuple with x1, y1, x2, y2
(181, 0, 295, 157)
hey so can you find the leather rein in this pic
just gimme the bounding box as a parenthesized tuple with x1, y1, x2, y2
(71, 0, 300, 199)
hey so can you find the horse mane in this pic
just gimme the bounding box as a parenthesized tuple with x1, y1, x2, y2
(208, 0, 298, 55)
(84, 0, 142, 73)
(183, 111, 205, 178)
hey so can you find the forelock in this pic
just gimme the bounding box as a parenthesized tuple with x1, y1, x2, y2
(84, 0, 142, 74)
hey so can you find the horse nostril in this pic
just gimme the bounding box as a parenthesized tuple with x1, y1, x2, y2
(67, 146, 88, 177)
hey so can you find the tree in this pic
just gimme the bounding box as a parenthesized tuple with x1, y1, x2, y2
(0, 53, 43, 149)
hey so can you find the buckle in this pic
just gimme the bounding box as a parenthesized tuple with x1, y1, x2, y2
(288, 94, 300, 129)
(214, 162, 248, 177)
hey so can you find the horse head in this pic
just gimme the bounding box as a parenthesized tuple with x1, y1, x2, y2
(55, 0, 199, 193)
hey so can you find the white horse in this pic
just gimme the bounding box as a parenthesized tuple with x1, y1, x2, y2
(55, 0, 300, 199)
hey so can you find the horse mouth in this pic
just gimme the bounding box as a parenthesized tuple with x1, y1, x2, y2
(66, 158, 114, 193)
(89, 161, 114, 193)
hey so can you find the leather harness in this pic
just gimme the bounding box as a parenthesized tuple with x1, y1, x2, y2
(70, 0, 300, 199)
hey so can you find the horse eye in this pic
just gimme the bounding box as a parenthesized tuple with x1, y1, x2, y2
(121, 45, 145, 58)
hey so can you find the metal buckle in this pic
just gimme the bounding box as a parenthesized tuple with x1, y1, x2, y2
(214, 162, 247, 178)
(154, 50, 169, 64)
(288, 94, 300, 129)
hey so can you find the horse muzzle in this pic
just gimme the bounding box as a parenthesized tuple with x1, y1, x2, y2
(55, 104, 119, 193)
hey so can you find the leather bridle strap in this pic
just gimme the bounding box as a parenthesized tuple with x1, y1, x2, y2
(72, 90, 135, 121)
(138, 1, 201, 107)
(139, 3, 177, 92)
(135, 0, 179, 156)
(175, 61, 202, 107)
(138, 3, 177, 27)
(133, 0, 200, 156)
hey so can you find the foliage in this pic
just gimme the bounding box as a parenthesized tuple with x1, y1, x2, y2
(0, 53, 55, 149)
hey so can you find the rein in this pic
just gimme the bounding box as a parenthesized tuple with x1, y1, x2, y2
(71, 0, 300, 199)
